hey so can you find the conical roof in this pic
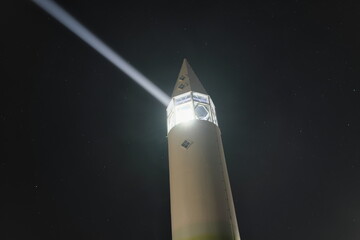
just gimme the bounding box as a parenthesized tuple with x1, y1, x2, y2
(172, 59, 207, 97)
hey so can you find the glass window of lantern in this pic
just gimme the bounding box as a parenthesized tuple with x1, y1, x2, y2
(210, 98, 218, 126)
(194, 103, 211, 121)
(175, 102, 194, 124)
(168, 111, 176, 130)
(193, 92, 209, 104)
(167, 99, 174, 117)
(174, 92, 191, 105)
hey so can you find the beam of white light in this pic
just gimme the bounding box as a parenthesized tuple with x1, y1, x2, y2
(32, 0, 171, 106)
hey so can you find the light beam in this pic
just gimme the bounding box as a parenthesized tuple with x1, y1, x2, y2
(32, 0, 171, 106)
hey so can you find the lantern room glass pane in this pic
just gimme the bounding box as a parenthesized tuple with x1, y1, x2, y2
(168, 112, 176, 130)
(167, 99, 174, 116)
(195, 104, 210, 120)
(193, 92, 209, 104)
(174, 92, 191, 105)
(175, 102, 194, 124)
(210, 98, 218, 126)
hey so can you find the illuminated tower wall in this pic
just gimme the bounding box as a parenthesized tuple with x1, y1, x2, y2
(167, 59, 241, 240)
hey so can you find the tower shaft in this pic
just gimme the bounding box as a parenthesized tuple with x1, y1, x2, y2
(167, 59, 240, 240)
(168, 121, 240, 240)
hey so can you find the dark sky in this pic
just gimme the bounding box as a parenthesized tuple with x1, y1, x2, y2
(2, 0, 360, 239)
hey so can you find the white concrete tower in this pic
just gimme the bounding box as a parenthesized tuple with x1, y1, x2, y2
(167, 59, 241, 240)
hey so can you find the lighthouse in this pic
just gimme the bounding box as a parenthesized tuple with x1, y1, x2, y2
(167, 59, 241, 240)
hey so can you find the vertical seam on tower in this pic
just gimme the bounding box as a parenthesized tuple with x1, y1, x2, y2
(213, 126, 236, 240)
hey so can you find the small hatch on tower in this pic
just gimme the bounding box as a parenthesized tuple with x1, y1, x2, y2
(181, 140, 193, 149)
(178, 83, 185, 89)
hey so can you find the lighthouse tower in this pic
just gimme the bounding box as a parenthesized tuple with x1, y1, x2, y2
(167, 59, 241, 240)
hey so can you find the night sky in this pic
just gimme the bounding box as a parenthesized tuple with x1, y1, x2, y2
(2, 0, 360, 239)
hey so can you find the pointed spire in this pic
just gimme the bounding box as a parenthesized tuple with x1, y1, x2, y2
(172, 59, 207, 97)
